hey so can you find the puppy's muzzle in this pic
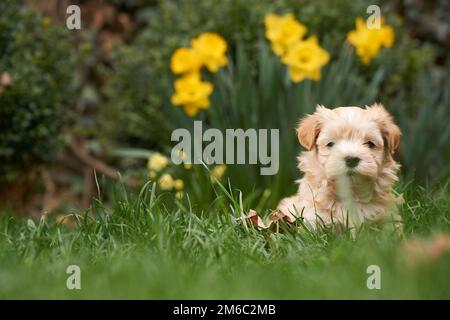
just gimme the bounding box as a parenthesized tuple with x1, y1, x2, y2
(345, 156, 360, 168)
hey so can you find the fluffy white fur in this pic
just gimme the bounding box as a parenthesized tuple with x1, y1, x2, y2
(278, 104, 402, 231)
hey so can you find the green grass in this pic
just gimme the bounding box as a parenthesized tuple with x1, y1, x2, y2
(0, 179, 449, 299)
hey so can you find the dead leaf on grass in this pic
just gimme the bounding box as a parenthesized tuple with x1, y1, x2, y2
(403, 233, 450, 266)
(238, 208, 299, 232)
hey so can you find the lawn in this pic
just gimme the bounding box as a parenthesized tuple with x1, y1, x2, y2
(1, 179, 449, 299)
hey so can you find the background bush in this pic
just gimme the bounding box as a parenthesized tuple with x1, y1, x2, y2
(0, 0, 73, 182)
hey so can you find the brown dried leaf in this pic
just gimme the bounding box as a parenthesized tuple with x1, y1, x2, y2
(269, 209, 296, 224)
(266, 209, 297, 232)
(240, 209, 269, 230)
(403, 233, 450, 266)
(239, 209, 299, 233)
(427, 233, 450, 258)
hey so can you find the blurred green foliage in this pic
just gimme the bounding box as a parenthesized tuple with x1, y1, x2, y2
(0, 0, 74, 182)
(393, 60, 450, 182)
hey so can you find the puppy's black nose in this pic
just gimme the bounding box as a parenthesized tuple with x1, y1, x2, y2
(345, 156, 360, 168)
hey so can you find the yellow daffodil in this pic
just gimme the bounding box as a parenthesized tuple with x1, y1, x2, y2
(281, 36, 330, 83)
(158, 173, 174, 190)
(42, 16, 52, 29)
(175, 191, 184, 200)
(191, 32, 228, 72)
(170, 48, 203, 74)
(184, 163, 193, 170)
(211, 164, 227, 182)
(265, 13, 307, 56)
(147, 153, 169, 171)
(148, 171, 157, 180)
(176, 149, 187, 160)
(174, 179, 184, 190)
(171, 72, 213, 117)
(173, 149, 190, 163)
(347, 17, 394, 64)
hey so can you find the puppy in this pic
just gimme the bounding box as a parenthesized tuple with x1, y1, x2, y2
(278, 104, 402, 232)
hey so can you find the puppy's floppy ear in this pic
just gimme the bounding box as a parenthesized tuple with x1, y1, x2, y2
(368, 103, 401, 153)
(296, 105, 324, 150)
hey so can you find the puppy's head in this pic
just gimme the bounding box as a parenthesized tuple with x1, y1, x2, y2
(297, 104, 401, 181)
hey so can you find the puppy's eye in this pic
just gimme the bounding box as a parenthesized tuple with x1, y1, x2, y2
(364, 141, 376, 149)
(326, 142, 335, 148)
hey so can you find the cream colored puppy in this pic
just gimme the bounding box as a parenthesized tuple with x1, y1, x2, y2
(278, 104, 402, 231)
